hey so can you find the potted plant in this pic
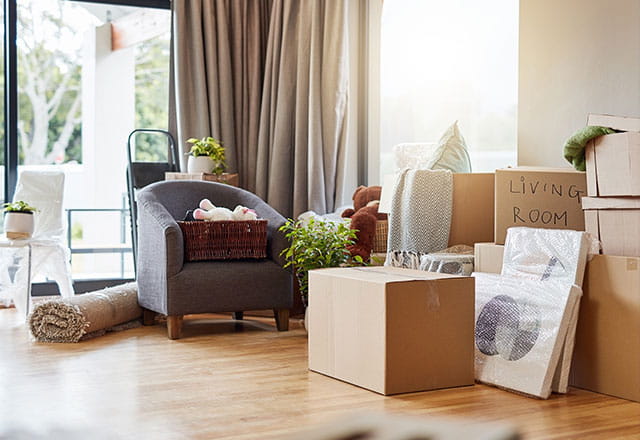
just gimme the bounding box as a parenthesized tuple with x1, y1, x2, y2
(186, 136, 226, 175)
(3, 201, 37, 239)
(279, 217, 364, 310)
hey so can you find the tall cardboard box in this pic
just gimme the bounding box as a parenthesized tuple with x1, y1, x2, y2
(585, 114, 640, 197)
(494, 168, 586, 245)
(449, 173, 495, 246)
(308, 267, 475, 395)
(571, 255, 640, 402)
(380, 173, 495, 247)
(583, 197, 640, 257)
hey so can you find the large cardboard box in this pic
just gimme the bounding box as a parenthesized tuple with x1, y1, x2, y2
(571, 255, 640, 402)
(473, 243, 504, 274)
(449, 173, 495, 247)
(380, 173, 495, 247)
(494, 167, 586, 245)
(308, 267, 475, 395)
(583, 197, 640, 257)
(586, 114, 640, 197)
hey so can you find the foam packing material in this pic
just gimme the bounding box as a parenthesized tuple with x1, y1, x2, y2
(473, 272, 581, 399)
(501, 227, 591, 287)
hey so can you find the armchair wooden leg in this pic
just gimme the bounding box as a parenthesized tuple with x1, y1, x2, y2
(142, 309, 157, 326)
(167, 315, 184, 340)
(273, 308, 290, 332)
(232, 311, 244, 320)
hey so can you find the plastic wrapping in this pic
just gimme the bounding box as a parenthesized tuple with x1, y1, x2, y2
(0, 171, 74, 319)
(472, 272, 581, 399)
(14, 171, 66, 240)
(501, 227, 591, 286)
(419, 245, 474, 276)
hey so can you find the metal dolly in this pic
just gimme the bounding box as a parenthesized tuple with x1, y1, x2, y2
(126, 129, 179, 273)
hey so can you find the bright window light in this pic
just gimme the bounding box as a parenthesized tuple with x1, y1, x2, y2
(379, 0, 519, 177)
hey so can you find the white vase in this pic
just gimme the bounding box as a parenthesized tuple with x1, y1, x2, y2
(187, 156, 215, 174)
(4, 211, 35, 240)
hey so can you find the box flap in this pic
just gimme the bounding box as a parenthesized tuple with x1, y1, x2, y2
(497, 167, 584, 174)
(588, 114, 640, 132)
(582, 197, 640, 210)
(311, 266, 467, 284)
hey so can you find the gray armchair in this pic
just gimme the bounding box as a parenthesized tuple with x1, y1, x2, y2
(136, 180, 293, 339)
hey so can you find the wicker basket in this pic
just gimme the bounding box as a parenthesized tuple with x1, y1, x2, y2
(178, 220, 267, 261)
(372, 219, 388, 253)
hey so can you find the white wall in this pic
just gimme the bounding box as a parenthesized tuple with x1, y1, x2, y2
(518, 0, 640, 167)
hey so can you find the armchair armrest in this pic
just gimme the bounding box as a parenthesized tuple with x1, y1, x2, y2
(254, 200, 289, 268)
(137, 191, 184, 279)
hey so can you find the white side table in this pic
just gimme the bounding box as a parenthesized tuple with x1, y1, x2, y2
(0, 240, 33, 318)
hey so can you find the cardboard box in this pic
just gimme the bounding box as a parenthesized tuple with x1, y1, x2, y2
(585, 114, 640, 197)
(308, 266, 475, 395)
(473, 243, 504, 274)
(449, 173, 495, 247)
(583, 196, 640, 257)
(380, 173, 495, 247)
(571, 255, 640, 402)
(494, 167, 586, 245)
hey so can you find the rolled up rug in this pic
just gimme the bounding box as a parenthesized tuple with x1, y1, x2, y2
(29, 282, 142, 342)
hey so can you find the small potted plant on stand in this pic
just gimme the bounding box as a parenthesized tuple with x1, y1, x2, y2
(186, 136, 226, 174)
(279, 218, 364, 331)
(3, 201, 37, 239)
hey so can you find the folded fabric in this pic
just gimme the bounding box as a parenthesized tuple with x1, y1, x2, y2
(563, 125, 616, 171)
(385, 169, 453, 269)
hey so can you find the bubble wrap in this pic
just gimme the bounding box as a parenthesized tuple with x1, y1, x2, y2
(501, 227, 592, 287)
(419, 245, 474, 276)
(473, 272, 581, 399)
(500, 227, 592, 393)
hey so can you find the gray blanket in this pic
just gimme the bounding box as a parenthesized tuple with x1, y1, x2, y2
(385, 169, 453, 269)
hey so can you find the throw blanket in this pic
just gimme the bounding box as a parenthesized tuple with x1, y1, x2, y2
(29, 282, 142, 342)
(385, 169, 453, 269)
(563, 125, 616, 171)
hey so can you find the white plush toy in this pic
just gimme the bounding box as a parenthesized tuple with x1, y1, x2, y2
(193, 199, 258, 221)
(194, 199, 233, 221)
(232, 205, 258, 221)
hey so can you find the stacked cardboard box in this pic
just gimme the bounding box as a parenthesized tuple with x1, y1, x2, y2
(582, 114, 640, 257)
(570, 114, 640, 402)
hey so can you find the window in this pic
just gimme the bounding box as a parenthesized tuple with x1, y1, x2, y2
(10, 0, 170, 281)
(379, 0, 518, 178)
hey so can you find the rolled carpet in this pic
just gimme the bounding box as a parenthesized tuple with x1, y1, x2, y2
(29, 282, 142, 343)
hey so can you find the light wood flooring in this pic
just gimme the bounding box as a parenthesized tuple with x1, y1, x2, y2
(1, 308, 639, 439)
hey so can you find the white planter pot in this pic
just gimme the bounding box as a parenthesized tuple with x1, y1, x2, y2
(4, 211, 35, 240)
(187, 156, 215, 174)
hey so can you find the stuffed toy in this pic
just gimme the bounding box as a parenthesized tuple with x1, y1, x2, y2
(193, 199, 258, 221)
(346, 202, 380, 261)
(341, 185, 387, 220)
(340, 185, 387, 261)
(232, 205, 258, 221)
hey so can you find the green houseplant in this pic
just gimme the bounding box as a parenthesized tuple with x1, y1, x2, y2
(186, 136, 226, 175)
(3, 201, 37, 239)
(279, 217, 363, 307)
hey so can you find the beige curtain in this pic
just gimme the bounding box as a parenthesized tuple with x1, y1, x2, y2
(171, 0, 271, 187)
(255, 0, 350, 218)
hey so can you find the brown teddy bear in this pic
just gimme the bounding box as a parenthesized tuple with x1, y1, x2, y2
(341, 186, 387, 220)
(341, 186, 387, 261)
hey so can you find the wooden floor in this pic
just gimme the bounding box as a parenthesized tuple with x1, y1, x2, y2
(1, 308, 639, 439)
